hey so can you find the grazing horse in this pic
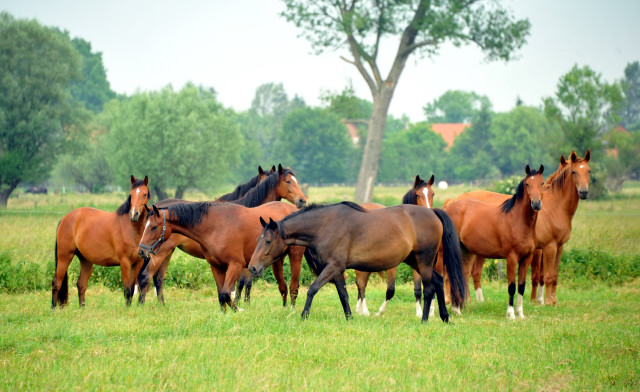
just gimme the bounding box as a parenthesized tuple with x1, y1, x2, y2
(452, 151, 591, 306)
(140, 164, 307, 305)
(138, 201, 305, 311)
(52, 175, 151, 308)
(442, 165, 544, 319)
(355, 174, 435, 317)
(248, 202, 468, 322)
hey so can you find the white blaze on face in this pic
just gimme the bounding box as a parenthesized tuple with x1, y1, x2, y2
(142, 220, 151, 237)
(291, 176, 298, 184)
(579, 164, 584, 169)
(422, 187, 431, 208)
(136, 188, 140, 194)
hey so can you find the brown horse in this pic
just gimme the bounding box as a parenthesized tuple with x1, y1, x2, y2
(140, 164, 307, 305)
(442, 165, 544, 319)
(451, 151, 591, 306)
(248, 202, 468, 322)
(138, 201, 305, 311)
(52, 175, 151, 308)
(355, 174, 435, 317)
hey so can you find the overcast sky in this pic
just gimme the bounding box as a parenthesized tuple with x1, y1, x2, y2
(2, 0, 639, 122)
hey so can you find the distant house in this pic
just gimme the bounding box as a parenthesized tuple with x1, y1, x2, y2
(343, 121, 361, 145)
(430, 123, 471, 150)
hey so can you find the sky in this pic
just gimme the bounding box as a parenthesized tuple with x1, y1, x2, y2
(1, 0, 639, 122)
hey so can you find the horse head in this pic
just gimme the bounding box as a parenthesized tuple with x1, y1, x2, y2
(249, 217, 286, 277)
(413, 174, 435, 208)
(569, 150, 591, 199)
(129, 175, 150, 222)
(276, 164, 308, 208)
(524, 165, 545, 211)
(138, 205, 169, 260)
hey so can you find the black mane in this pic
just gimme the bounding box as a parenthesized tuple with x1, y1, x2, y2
(116, 179, 150, 215)
(499, 169, 541, 213)
(232, 168, 296, 207)
(277, 201, 366, 238)
(152, 201, 212, 227)
(216, 174, 261, 202)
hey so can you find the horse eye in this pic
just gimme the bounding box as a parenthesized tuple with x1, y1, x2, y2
(266, 240, 272, 245)
(572, 171, 576, 175)
(151, 226, 157, 231)
(286, 181, 291, 184)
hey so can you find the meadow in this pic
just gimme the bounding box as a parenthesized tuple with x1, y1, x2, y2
(1, 181, 639, 390)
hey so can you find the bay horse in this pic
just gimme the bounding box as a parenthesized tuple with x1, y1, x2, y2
(355, 174, 435, 317)
(138, 201, 305, 311)
(449, 151, 590, 306)
(248, 201, 468, 322)
(52, 175, 151, 308)
(442, 165, 544, 319)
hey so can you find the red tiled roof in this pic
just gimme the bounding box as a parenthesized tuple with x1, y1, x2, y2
(345, 122, 360, 145)
(431, 123, 470, 149)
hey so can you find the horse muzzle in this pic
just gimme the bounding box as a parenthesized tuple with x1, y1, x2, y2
(138, 249, 150, 261)
(130, 210, 140, 222)
(578, 189, 589, 200)
(295, 198, 307, 208)
(249, 265, 263, 278)
(531, 199, 542, 211)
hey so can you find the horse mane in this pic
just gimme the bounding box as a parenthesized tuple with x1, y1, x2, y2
(116, 179, 150, 215)
(402, 178, 427, 205)
(278, 201, 366, 238)
(154, 201, 211, 227)
(216, 174, 261, 202)
(232, 168, 296, 207)
(499, 168, 542, 214)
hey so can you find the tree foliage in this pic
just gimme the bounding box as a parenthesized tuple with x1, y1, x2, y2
(281, 0, 530, 202)
(424, 90, 491, 123)
(619, 61, 640, 131)
(104, 84, 241, 199)
(68, 37, 116, 113)
(0, 12, 83, 206)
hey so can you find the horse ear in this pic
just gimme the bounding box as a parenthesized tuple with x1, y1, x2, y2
(278, 164, 284, 175)
(570, 150, 578, 162)
(584, 149, 591, 162)
(538, 165, 544, 175)
(143, 176, 148, 185)
(259, 216, 267, 227)
(152, 205, 160, 216)
(413, 175, 421, 188)
(525, 165, 531, 175)
(144, 205, 150, 213)
(270, 165, 276, 173)
(428, 175, 435, 186)
(268, 217, 278, 230)
(258, 166, 265, 175)
(130, 175, 135, 184)
(560, 155, 567, 165)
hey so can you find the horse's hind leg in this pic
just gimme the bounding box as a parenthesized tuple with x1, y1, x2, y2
(375, 267, 397, 316)
(355, 270, 371, 316)
(530, 249, 543, 304)
(271, 258, 288, 307)
(288, 245, 304, 308)
(77, 258, 93, 307)
(432, 271, 449, 323)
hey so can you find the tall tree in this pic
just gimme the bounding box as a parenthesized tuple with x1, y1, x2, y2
(619, 61, 640, 130)
(104, 84, 241, 199)
(282, 0, 530, 202)
(544, 64, 624, 159)
(424, 90, 491, 123)
(0, 12, 83, 207)
(68, 37, 116, 113)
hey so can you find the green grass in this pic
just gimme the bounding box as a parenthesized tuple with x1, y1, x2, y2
(1, 280, 639, 390)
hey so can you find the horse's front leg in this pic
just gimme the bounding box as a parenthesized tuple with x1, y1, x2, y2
(506, 253, 518, 319)
(222, 261, 244, 312)
(516, 252, 535, 318)
(119, 260, 135, 306)
(271, 257, 288, 307)
(287, 245, 304, 308)
(301, 260, 343, 320)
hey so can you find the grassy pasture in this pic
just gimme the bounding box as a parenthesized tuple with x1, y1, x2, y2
(0, 182, 639, 390)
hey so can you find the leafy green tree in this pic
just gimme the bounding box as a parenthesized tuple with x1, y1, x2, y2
(68, 37, 116, 113)
(489, 106, 558, 176)
(104, 84, 241, 199)
(602, 129, 640, 191)
(281, 0, 530, 202)
(619, 61, 640, 131)
(424, 90, 491, 123)
(544, 65, 624, 158)
(378, 122, 447, 183)
(274, 107, 354, 184)
(0, 12, 83, 207)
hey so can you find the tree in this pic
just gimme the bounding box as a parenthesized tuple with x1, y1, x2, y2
(0, 12, 83, 207)
(424, 90, 491, 123)
(543, 64, 624, 159)
(274, 107, 354, 184)
(282, 0, 530, 202)
(378, 122, 447, 183)
(104, 84, 241, 199)
(619, 61, 640, 131)
(68, 37, 116, 113)
(602, 129, 640, 191)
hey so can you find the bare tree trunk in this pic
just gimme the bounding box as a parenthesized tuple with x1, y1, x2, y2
(0, 182, 19, 208)
(174, 186, 185, 200)
(354, 89, 394, 203)
(153, 186, 168, 202)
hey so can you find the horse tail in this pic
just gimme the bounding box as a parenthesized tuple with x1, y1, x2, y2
(53, 222, 68, 307)
(432, 208, 468, 308)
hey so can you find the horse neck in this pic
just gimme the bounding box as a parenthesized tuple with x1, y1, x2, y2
(512, 193, 538, 230)
(543, 171, 580, 218)
(282, 213, 320, 246)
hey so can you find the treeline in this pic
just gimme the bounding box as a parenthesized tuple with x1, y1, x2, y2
(2, 12, 639, 206)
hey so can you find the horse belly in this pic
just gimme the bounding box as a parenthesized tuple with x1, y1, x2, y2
(346, 230, 412, 272)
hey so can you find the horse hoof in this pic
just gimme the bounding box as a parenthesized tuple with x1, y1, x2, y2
(475, 288, 485, 302)
(451, 306, 461, 315)
(506, 306, 516, 319)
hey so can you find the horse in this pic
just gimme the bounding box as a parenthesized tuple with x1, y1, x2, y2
(138, 200, 305, 311)
(51, 175, 151, 308)
(354, 174, 435, 317)
(139, 164, 307, 305)
(441, 165, 544, 319)
(449, 151, 591, 306)
(216, 165, 273, 202)
(248, 201, 468, 322)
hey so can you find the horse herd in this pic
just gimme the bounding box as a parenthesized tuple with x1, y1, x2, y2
(51, 150, 592, 322)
